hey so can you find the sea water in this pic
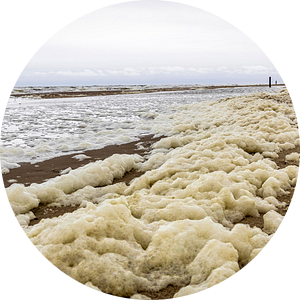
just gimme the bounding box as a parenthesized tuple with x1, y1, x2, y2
(1, 85, 282, 170)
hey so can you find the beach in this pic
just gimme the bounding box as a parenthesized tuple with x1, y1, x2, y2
(10, 84, 284, 99)
(2, 134, 162, 188)
(2, 85, 299, 299)
(3, 134, 162, 227)
(3, 133, 297, 231)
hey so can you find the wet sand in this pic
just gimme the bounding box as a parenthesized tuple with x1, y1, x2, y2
(3, 134, 162, 188)
(10, 84, 285, 99)
(3, 134, 164, 227)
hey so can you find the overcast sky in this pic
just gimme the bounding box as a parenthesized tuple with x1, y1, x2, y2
(16, 0, 281, 86)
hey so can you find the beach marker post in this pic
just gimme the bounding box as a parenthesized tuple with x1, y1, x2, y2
(269, 77, 272, 87)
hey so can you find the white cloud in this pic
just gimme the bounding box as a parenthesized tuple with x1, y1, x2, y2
(96, 70, 107, 76)
(56, 69, 98, 77)
(148, 66, 187, 75)
(35, 69, 98, 77)
(216, 65, 274, 75)
(190, 67, 213, 74)
(217, 66, 230, 73)
(104, 68, 141, 76)
(104, 69, 122, 75)
(240, 65, 269, 74)
(18, 1, 280, 86)
(29, 64, 278, 84)
(123, 68, 141, 76)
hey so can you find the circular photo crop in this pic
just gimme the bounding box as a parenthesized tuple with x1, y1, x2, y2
(1, 1, 299, 299)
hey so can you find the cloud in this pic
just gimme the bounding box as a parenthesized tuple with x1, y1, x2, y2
(34, 68, 142, 78)
(148, 66, 185, 75)
(123, 68, 141, 76)
(216, 65, 274, 75)
(240, 65, 269, 74)
(35, 69, 98, 77)
(29, 65, 277, 84)
(188, 67, 213, 74)
(103, 68, 141, 76)
(96, 70, 107, 76)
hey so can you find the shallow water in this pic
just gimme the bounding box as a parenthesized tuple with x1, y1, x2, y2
(1, 85, 282, 168)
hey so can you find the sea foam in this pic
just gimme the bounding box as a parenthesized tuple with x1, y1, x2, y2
(5, 88, 299, 297)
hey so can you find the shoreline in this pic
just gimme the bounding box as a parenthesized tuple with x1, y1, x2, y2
(3, 88, 297, 229)
(2, 86, 298, 299)
(11, 83, 285, 99)
(26, 146, 299, 228)
(2, 134, 163, 188)
(4, 136, 298, 229)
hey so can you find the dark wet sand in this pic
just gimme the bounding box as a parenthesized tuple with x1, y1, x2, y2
(3, 134, 162, 188)
(3, 134, 163, 227)
(11, 84, 285, 99)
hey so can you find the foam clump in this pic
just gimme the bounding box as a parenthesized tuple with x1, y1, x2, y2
(285, 152, 300, 162)
(13, 89, 299, 297)
(16, 211, 36, 226)
(130, 294, 152, 300)
(1, 158, 20, 171)
(139, 152, 168, 171)
(263, 210, 284, 234)
(188, 239, 239, 285)
(72, 154, 91, 161)
(85, 281, 102, 291)
(2, 167, 10, 174)
(7, 184, 39, 215)
(6, 154, 141, 215)
(28, 206, 269, 297)
(60, 167, 72, 175)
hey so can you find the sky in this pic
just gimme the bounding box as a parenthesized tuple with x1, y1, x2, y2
(16, 0, 282, 86)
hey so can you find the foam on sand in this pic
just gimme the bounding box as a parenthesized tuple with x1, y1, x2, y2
(285, 152, 300, 162)
(7, 154, 141, 215)
(5, 89, 299, 297)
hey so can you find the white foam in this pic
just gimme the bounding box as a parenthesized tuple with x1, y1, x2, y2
(72, 154, 91, 161)
(174, 239, 239, 297)
(7, 154, 141, 214)
(5, 88, 298, 297)
(60, 167, 72, 175)
(1, 158, 20, 170)
(2, 168, 10, 174)
(285, 152, 300, 162)
(263, 210, 284, 234)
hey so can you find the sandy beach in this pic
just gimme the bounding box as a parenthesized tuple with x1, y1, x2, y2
(3, 132, 298, 232)
(2, 134, 162, 188)
(2, 86, 300, 300)
(2, 134, 164, 228)
(10, 84, 285, 99)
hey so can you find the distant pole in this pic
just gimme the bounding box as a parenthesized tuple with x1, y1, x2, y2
(269, 76, 271, 87)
